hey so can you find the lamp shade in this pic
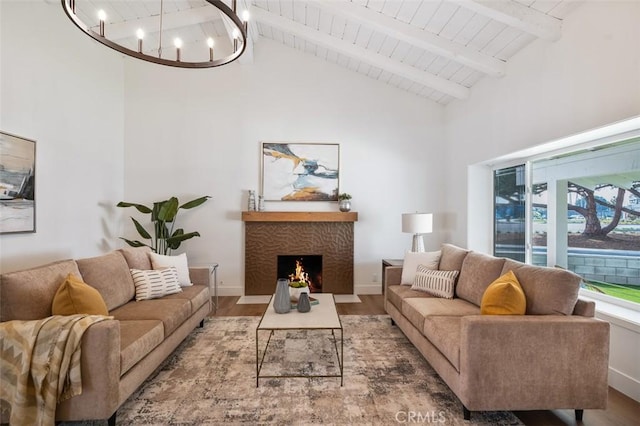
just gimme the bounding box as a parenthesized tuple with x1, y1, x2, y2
(402, 213, 433, 234)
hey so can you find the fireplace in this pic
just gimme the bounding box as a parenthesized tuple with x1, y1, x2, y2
(242, 211, 357, 295)
(277, 255, 323, 293)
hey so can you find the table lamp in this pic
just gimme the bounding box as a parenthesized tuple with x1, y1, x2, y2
(402, 213, 433, 252)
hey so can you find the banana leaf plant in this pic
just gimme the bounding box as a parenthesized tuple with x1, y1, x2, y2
(117, 196, 210, 255)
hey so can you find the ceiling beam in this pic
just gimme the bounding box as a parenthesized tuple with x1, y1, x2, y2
(450, 0, 562, 41)
(251, 6, 469, 100)
(308, 0, 505, 77)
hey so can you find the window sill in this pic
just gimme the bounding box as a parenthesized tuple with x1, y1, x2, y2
(579, 290, 640, 333)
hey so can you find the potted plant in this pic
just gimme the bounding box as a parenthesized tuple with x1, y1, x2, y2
(338, 193, 352, 212)
(117, 196, 210, 255)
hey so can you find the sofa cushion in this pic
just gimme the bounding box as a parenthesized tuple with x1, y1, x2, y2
(480, 270, 526, 315)
(119, 246, 153, 270)
(402, 297, 480, 331)
(110, 298, 192, 337)
(149, 252, 192, 287)
(0, 259, 81, 321)
(52, 273, 109, 316)
(130, 267, 182, 301)
(76, 251, 135, 311)
(456, 252, 506, 307)
(162, 284, 210, 314)
(422, 316, 462, 371)
(438, 244, 470, 272)
(119, 320, 164, 376)
(386, 285, 433, 312)
(502, 259, 581, 315)
(400, 251, 441, 285)
(411, 267, 458, 299)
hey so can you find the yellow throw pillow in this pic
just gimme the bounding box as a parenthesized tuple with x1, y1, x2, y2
(480, 270, 526, 315)
(52, 273, 109, 316)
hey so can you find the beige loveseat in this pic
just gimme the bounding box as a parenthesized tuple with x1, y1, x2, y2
(385, 244, 610, 421)
(0, 247, 211, 425)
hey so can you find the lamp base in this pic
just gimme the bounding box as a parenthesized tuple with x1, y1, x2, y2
(411, 234, 425, 252)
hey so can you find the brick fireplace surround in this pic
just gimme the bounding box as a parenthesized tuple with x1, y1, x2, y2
(242, 212, 358, 295)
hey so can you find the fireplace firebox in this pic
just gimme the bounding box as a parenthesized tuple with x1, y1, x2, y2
(277, 255, 323, 293)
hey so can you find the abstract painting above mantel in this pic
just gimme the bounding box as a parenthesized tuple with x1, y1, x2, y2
(0, 131, 35, 234)
(262, 142, 339, 201)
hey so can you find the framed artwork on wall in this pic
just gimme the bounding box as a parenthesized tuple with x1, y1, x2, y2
(262, 142, 340, 201)
(0, 131, 36, 234)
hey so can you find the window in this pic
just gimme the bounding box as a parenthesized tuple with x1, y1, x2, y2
(493, 165, 526, 262)
(531, 140, 640, 306)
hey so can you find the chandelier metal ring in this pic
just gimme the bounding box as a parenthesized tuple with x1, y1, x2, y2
(61, 0, 248, 69)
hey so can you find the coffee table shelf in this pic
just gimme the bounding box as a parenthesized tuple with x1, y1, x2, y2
(255, 293, 343, 386)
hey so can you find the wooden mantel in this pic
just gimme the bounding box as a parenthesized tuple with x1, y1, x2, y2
(242, 211, 358, 222)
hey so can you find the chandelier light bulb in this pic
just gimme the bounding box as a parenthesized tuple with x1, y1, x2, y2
(174, 38, 183, 49)
(232, 28, 240, 40)
(136, 29, 144, 40)
(97, 9, 106, 37)
(207, 37, 214, 48)
(242, 10, 250, 22)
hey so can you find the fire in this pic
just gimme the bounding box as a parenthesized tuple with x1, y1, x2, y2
(288, 259, 311, 287)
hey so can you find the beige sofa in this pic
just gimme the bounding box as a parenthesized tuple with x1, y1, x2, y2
(384, 244, 610, 421)
(0, 247, 211, 425)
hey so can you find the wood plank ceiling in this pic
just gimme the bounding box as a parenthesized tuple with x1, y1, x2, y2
(71, 0, 583, 105)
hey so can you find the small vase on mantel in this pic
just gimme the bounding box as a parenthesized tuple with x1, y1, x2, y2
(339, 200, 351, 212)
(273, 278, 291, 314)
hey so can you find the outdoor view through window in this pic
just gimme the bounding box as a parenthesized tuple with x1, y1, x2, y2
(494, 140, 640, 306)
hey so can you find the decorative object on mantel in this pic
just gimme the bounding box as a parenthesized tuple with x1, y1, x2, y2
(258, 195, 265, 211)
(297, 292, 311, 313)
(60, 0, 248, 69)
(338, 193, 352, 212)
(0, 131, 36, 234)
(116, 196, 210, 255)
(402, 212, 433, 252)
(247, 190, 256, 211)
(262, 143, 339, 201)
(273, 278, 291, 314)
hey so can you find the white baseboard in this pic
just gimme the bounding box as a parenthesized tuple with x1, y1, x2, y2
(609, 367, 640, 402)
(217, 285, 382, 297)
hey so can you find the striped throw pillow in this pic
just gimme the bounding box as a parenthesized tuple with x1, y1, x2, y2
(411, 265, 459, 299)
(130, 267, 182, 301)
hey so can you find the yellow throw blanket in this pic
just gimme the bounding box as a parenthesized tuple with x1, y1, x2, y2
(0, 314, 112, 426)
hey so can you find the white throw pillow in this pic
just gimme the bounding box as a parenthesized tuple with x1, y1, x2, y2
(130, 267, 182, 301)
(411, 266, 459, 299)
(400, 250, 441, 285)
(149, 252, 192, 287)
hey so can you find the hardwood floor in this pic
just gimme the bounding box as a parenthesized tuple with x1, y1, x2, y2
(210, 295, 639, 426)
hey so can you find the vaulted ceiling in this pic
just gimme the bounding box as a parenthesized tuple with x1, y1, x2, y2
(70, 0, 583, 105)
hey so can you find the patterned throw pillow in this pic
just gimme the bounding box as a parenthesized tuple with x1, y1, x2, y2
(411, 266, 459, 299)
(130, 267, 182, 301)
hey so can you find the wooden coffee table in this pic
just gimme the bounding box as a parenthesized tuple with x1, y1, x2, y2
(255, 293, 343, 386)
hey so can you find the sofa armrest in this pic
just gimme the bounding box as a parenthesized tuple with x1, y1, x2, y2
(189, 267, 211, 287)
(56, 319, 121, 421)
(459, 315, 609, 411)
(385, 266, 402, 290)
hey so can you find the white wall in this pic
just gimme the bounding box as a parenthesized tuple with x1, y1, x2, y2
(0, 1, 125, 272)
(443, 0, 640, 247)
(123, 39, 445, 295)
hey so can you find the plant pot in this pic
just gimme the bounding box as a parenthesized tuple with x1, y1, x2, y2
(339, 200, 351, 212)
(289, 286, 309, 302)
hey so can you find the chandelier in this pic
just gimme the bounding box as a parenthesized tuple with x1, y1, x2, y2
(61, 0, 249, 68)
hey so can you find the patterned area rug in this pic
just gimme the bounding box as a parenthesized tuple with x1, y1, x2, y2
(70, 315, 523, 425)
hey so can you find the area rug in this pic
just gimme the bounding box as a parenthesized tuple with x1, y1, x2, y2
(72, 315, 523, 425)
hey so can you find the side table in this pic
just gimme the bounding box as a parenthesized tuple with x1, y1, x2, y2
(382, 259, 403, 294)
(210, 263, 219, 313)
